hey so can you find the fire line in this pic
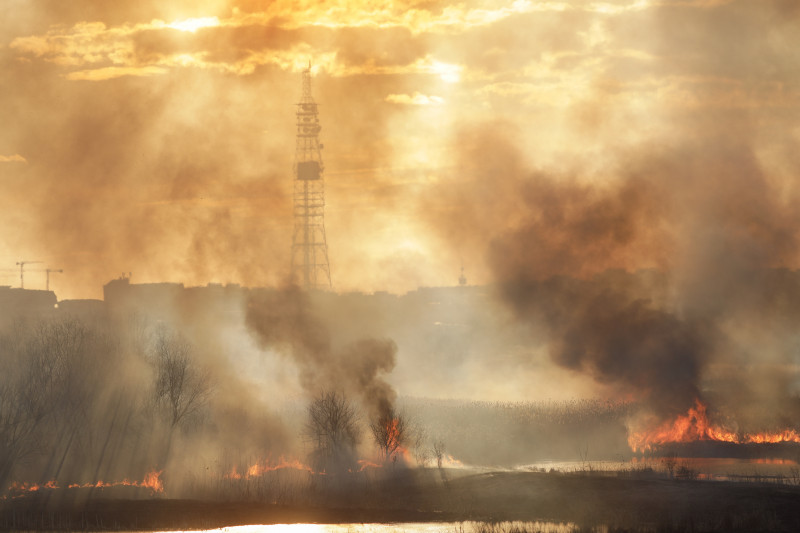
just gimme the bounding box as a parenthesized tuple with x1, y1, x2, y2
(629, 399, 800, 452)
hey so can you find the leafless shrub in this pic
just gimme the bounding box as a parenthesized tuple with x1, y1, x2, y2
(152, 330, 213, 430)
(0, 380, 41, 487)
(0, 317, 113, 487)
(432, 439, 446, 470)
(304, 391, 360, 474)
(661, 451, 678, 478)
(431, 438, 451, 487)
(411, 424, 431, 467)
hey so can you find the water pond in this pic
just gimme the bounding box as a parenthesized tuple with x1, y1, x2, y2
(170, 523, 576, 533)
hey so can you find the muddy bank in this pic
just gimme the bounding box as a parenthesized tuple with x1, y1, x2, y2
(2, 470, 800, 531)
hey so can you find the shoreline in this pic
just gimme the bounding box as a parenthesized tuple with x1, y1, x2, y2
(3, 470, 800, 532)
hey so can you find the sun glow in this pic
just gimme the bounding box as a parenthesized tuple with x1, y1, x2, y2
(411, 56, 463, 83)
(430, 60, 462, 83)
(167, 16, 220, 33)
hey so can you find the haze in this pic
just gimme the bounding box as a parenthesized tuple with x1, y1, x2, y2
(1, 0, 800, 473)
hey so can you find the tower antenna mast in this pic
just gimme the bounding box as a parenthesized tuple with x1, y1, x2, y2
(290, 64, 332, 289)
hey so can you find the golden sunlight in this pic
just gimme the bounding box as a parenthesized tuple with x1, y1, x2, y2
(414, 56, 463, 83)
(202, 526, 329, 533)
(167, 16, 220, 33)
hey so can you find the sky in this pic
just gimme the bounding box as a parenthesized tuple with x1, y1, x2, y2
(1, 0, 799, 300)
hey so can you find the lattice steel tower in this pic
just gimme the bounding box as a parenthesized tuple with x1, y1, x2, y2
(291, 65, 332, 289)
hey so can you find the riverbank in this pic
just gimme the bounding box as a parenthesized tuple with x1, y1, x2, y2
(3, 469, 800, 531)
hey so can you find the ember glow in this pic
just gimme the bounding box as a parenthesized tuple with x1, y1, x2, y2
(6, 480, 58, 493)
(386, 418, 403, 457)
(629, 400, 800, 453)
(5, 470, 164, 498)
(225, 458, 314, 479)
(356, 459, 383, 472)
(379, 417, 412, 464)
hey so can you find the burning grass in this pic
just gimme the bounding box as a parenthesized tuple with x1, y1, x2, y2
(3, 469, 800, 532)
(2, 470, 164, 500)
(629, 399, 800, 453)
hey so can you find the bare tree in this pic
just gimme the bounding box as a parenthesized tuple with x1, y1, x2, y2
(432, 438, 448, 487)
(152, 331, 213, 429)
(0, 318, 90, 487)
(369, 407, 407, 464)
(304, 391, 360, 474)
(0, 380, 43, 488)
(432, 439, 446, 470)
(410, 424, 431, 467)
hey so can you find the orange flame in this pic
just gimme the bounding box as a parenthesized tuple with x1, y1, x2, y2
(743, 429, 800, 444)
(66, 470, 163, 493)
(140, 469, 164, 492)
(6, 470, 163, 497)
(629, 399, 800, 452)
(386, 418, 401, 453)
(382, 418, 412, 463)
(357, 459, 383, 472)
(441, 453, 464, 468)
(224, 457, 314, 479)
(7, 480, 58, 493)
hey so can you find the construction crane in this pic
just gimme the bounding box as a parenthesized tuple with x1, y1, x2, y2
(15, 261, 42, 289)
(44, 268, 63, 291)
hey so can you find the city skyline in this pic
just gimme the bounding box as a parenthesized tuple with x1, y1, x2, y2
(1, 1, 798, 301)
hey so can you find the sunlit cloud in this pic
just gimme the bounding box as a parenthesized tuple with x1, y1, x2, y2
(165, 16, 220, 33)
(66, 65, 168, 81)
(0, 0, 795, 304)
(229, 0, 567, 34)
(386, 92, 445, 105)
(10, 11, 467, 82)
(10, 21, 136, 68)
(249, 0, 728, 32)
(8, 0, 737, 85)
(587, 1, 650, 14)
(418, 57, 463, 83)
(0, 154, 27, 163)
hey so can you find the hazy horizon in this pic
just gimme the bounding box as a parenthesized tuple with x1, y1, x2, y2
(2, 1, 800, 502)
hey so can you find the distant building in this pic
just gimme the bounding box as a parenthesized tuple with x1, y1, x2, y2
(103, 277, 185, 319)
(57, 299, 105, 318)
(0, 286, 57, 326)
(102, 277, 245, 324)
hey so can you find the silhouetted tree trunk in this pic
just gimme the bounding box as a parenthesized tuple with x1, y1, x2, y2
(152, 331, 212, 430)
(304, 391, 360, 474)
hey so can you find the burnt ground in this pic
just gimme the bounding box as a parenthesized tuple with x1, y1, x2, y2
(2, 469, 800, 532)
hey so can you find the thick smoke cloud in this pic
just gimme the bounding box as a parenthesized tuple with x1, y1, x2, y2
(1, 0, 799, 444)
(245, 288, 398, 418)
(3, 0, 798, 299)
(500, 278, 712, 418)
(421, 112, 800, 426)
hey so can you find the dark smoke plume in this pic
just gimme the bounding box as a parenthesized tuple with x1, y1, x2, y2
(500, 278, 713, 419)
(245, 287, 398, 418)
(423, 121, 800, 426)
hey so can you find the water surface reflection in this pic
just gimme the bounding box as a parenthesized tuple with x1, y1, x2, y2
(203, 522, 576, 533)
